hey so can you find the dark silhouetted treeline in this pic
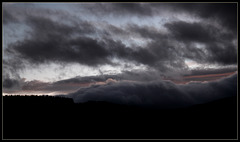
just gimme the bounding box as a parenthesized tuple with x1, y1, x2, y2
(3, 95, 237, 139)
(3, 95, 74, 104)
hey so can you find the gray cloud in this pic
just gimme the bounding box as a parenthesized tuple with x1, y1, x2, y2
(206, 42, 237, 65)
(189, 67, 238, 76)
(77, 3, 237, 33)
(77, 3, 154, 17)
(5, 15, 188, 74)
(2, 73, 25, 92)
(190, 3, 237, 33)
(5, 15, 112, 66)
(5, 3, 237, 66)
(3, 3, 237, 90)
(54, 75, 116, 84)
(165, 21, 216, 43)
(3, 78, 20, 89)
(3, 9, 19, 24)
(65, 73, 237, 108)
(164, 20, 237, 65)
(54, 70, 165, 85)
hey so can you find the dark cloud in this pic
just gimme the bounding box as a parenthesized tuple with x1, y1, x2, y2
(5, 17, 236, 76)
(101, 37, 188, 74)
(126, 23, 166, 40)
(5, 15, 112, 66)
(65, 73, 237, 108)
(3, 78, 20, 89)
(79, 3, 237, 33)
(164, 20, 237, 65)
(3, 3, 237, 88)
(79, 3, 153, 17)
(182, 73, 237, 103)
(205, 42, 237, 65)
(165, 21, 216, 43)
(2, 58, 25, 77)
(107, 3, 153, 17)
(2, 74, 25, 92)
(193, 3, 237, 33)
(3, 9, 19, 24)
(2, 59, 25, 91)
(153, 3, 237, 33)
(5, 17, 188, 74)
(26, 15, 96, 37)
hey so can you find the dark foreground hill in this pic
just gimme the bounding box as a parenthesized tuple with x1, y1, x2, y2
(3, 95, 237, 139)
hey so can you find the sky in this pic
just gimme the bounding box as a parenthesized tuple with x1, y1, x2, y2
(2, 2, 238, 108)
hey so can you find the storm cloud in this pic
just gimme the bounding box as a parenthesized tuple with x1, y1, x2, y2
(3, 78, 20, 89)
(4, 3, 237, 68)
(65, 73, 237, 108)
(3, 3, 237, 103)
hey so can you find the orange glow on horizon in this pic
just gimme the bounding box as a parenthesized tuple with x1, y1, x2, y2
(183, 71, 236, 79)
(163, 71, 237, 84)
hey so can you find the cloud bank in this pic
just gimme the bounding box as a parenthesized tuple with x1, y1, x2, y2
(64, 73, 237, 108)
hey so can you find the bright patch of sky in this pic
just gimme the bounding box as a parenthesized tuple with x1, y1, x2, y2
(19, 60, 148, 82)
(185, 59, 237, 70)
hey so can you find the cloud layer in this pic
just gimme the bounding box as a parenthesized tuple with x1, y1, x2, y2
(3, 3, 237, 104)
(3, 3, 237, 69)
(64, 73, 237, 108)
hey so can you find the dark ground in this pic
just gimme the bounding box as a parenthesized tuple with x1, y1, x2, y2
(2, 95, 237, 139)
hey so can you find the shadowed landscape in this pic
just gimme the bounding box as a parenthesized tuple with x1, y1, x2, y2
(3, 95, 237, 139)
